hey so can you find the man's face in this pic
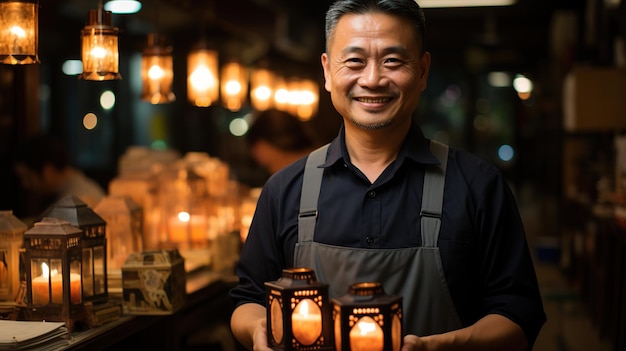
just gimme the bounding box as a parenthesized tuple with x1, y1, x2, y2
(321, 12, 430, 131)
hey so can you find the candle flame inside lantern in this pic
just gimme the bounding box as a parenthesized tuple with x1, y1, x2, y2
(41, 262, 58, 279)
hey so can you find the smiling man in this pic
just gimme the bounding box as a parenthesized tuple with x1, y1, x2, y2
(229, 1, 546, 350)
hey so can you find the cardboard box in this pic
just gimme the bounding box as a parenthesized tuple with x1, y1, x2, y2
(121, 249, 186, 315)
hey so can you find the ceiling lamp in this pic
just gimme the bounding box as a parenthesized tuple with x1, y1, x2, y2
(417, 0, 516, 7)
(141, 33, 175, 104)
(0, 0, 39, 65)
(104, 0, 142, 14)
(80, 7, 121, 81)
(294, 78, 319, 121)
(250, 67, 275, 111)
(187, 43, 219, 107)
(220, 61, 248, 111)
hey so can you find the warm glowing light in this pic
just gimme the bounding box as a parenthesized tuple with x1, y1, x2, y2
(177, 211, 190, 223)
(225, 80, 242, 95)
(512, 75, 533, 93)
(250, 67, 275, 111)
(80, 8, 121, 80)
(221, 61, 248, 111)
(187, 48, 218, 107)
(83, 113, 98, 130)
(148, 65, 164, 80)
(9, 26, 26, 38)
(254, 86, 272, 100)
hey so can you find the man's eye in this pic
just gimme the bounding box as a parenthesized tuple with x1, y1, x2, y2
(345, 58, 364, 67)
(384, 58, 403, 66)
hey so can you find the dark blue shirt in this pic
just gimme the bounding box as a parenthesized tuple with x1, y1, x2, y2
(231, 122, 546, 345)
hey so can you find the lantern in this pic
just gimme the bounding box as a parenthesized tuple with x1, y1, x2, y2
(79, 7, 121, 81)
(187, 44, 218, 107)
(0, 0, 39, 65)
(23, 217, 84, 330)
(332, 282, 402, 351)
(141, 33, 175, 104)
(250, 66, 275, 111)
(39, 196, 108, 304)
(264, 267, 333, 351)
(0, 210, 27, 302)
(93, 195, 143, 293)
(220, 60, 248, 111)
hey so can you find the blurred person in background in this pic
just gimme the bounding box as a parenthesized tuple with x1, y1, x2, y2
(246, 109, 317, 176)
(12, 134, 105, 224)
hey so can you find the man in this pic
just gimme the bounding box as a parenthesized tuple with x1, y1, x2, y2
(230, 1, 546, 350)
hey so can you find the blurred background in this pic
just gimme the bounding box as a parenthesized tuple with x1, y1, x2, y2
(0, 1, 624, 350)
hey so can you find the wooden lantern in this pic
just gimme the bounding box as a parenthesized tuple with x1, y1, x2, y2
(23, 217, 84, 330)
(39, 196, 108, 304)
(332, 282, 402, 351)
(0, 210, 27, 302)
(264, 267, 333, 351)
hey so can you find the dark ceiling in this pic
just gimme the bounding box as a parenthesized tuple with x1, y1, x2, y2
(37, 0, 586, 73)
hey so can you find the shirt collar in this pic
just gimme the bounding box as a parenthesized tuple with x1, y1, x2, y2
(321, 122, 441, 168)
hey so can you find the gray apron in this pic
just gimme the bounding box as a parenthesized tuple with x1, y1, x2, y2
(294, 141, 463, 336)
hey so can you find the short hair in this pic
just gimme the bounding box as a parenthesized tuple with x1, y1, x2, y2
(247, 109, 315, 152)
(325, 0, 426, 53)
(13, 134, 70, 174)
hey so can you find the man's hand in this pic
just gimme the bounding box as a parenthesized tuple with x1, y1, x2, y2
(252, 318, 273, 351)
(402, 334, 427, 351)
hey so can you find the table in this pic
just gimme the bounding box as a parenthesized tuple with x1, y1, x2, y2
(58, 268, 240, 351)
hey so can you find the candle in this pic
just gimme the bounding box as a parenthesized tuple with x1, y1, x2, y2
(349, 318, 384, 351)
(31, 263, 81, 305)
(291, 299, 322, 345)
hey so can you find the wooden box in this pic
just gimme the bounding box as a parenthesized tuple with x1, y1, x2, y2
(121, 249, 186, 315)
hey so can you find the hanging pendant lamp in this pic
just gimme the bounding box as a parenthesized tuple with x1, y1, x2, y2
(141, 33, 175, 104)
(80, 6, 121, 81)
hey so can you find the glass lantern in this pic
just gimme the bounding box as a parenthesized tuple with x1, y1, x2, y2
(93, 195, 143, 292)
(23, 217, 83, 330)
(141, 33, 175, 104)
(187, 45, 218, 107)
(220, 60, 248, 111)
(0, 0, 39, 65)
(264, 267, 333, 351)
(0, 210, 27, 302)
(79, 7, 121, 80)
(332, 282, 403, 351)
(39, 196, 108, 304)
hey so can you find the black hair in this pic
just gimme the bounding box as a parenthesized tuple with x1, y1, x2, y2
(325, 0, 426, 53)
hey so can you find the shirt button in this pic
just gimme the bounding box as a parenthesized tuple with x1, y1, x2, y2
(366, 237, 374, 245)
(368, 191, 376, 198)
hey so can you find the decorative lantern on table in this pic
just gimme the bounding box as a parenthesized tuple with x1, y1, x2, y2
(39, 196, 108, 304)
(93, 195, 143, 293)
(0, 210, 27, 302)
(332, 282, 402, 351)
(23, 217, 84, 330)
(264, 267, 333, 351)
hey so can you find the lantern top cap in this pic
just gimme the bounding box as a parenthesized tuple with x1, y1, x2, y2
(282, 267, 317, 282)
(349, 282, 385, 296)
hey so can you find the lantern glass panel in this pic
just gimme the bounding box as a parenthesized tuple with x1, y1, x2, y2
(349, 316, 384, 351)
(82, 248, 93, 297)
(141, 50, 174, 104)
(292, 298, 323, 345)
(0, 0, 39, 64)
(94, 245, 105, 295)
(270, 297, 284, 344)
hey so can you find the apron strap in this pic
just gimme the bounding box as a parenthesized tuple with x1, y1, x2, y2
(298, 143, 330, 243)
(298, 140, 449, 247)
(420, 140, 449, 247)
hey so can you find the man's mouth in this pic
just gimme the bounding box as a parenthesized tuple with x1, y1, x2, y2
(355, 97, 392, 104)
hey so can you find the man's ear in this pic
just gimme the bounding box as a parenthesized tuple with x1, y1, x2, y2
(321, 53, 332, 93)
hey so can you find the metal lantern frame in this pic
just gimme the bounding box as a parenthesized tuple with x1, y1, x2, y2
(141, 33, 175, 104)
(23, 217, 84, 330)
(40, 196, 109, 304)
(332, 282, 403, 351)
(265, 267, 333, 351)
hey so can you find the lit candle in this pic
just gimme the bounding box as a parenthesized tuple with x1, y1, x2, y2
(31, 263, 81, 305)
(291, 299, 322, 345)
(349, 318, 384, 351)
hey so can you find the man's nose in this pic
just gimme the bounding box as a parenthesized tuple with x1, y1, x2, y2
(358, 63, 386, 87)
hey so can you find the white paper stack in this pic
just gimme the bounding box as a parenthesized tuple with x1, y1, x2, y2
(0, 320, 68, 350)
